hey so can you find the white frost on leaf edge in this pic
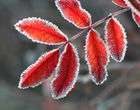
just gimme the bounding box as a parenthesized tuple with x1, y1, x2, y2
(112, 0, 127, 7)
(123, 0, 140, 17)
(104, 17, 127, 62)
(132, 11, 140, 28)
(55, 0, 92, 29)
(18, 49, 60, 89)
(51, 43, 80, 99)
(14, 17, 68, 45)
(85, 29, 109, 85)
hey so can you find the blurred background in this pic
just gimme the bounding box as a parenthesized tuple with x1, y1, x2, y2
(0, 0, 140, 110)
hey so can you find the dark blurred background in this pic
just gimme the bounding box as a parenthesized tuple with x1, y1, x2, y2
(0, 0, 140, 110)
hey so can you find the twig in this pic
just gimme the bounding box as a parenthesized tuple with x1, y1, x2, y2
(58, 7, 130, 49)
(78, 62, 140, 84)
(117, 91, 131, 110)
(88, 62, 140, 107)
(89, 69, 129, 107)
(91, 7, 130, 28)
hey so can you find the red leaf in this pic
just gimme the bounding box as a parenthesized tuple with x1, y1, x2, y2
(113, 0, 127, 7)
(19, 49, 60, 89)
(55, 0, 91, 29)
(85, 29, 109, 85)
(105, 17, 127, 62)
(51, 43, 79, 99)
(124, 0, 140, 17)
(15, 17, 68, 45)
(132, 11, 140, 27)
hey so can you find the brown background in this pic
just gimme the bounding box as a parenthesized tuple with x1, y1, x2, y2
(0, 0, 140, 110)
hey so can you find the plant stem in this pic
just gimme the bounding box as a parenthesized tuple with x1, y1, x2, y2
(91, 7, 130, 28)
(58, 7, 130, 49)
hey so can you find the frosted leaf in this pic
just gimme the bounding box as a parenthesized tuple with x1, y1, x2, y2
(19, 49, 60, 89)
(105, 17, 127, 62)
(85, 29, 109, 85)
(51, 43, 80, 99)
(55, 0, 91, 29)
(112, 0, 127, 7)
(132, 11, 140, 27)
(15, 17, 68, 45)
(124, 0, 140, 17)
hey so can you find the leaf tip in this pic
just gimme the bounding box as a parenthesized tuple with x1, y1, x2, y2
(132, 12, 140, 28)
(112, 0, 127, 7)
(18, 75, 28, 89)
(91, 67, 108, 85)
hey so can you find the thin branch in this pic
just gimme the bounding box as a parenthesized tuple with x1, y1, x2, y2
(69, 28, 90, 42)
(57, 28, 90, 49)
(88, 62, 140, 107)
(78, 62, 140, 84)
(91, 7, 130, 28)
(116, 91, 131, 110)
(58, 7, 130, 49)
(89, 69, 130, 107)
